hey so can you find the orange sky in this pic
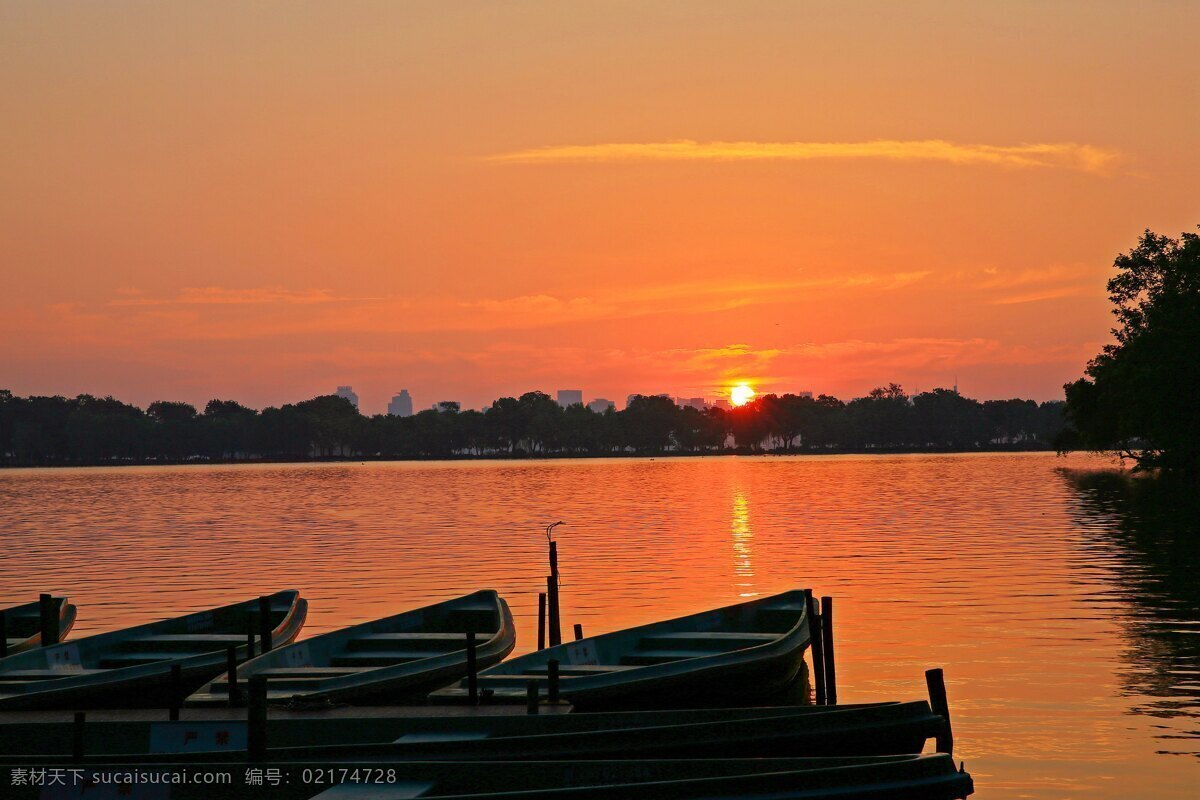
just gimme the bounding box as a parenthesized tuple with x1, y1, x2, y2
(2, 2, 1197, 413)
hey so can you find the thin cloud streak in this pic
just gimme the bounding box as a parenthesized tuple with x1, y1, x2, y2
(487, 139, 1119, 173)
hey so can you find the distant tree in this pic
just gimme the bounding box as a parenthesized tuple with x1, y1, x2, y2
(146, 400, 199, 460)
(486, 397, 525, 453)
(729, 398, 770, 451)
(1063, 228, 1200, 476)
(911, 389, 987, 448)
(203, 399, 258, 459)
(844, 385, 913, 448)
(292, 395, 359, 457)
(622, 395, 677, 452)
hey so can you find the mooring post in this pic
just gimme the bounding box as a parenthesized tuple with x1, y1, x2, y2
(245, 617, 256, 660)
(169, 663, 182, 720)
(226, 645, 241, 705)
(820, 595, 837, 705)
(537, 593, 547, 651)
(547, 576, 561, 647)
(257, 596, 272, 653)
(925, 667, 954, 755)
(546, 522, 564, 647)
(72, 712, 85, 761)
(547, 658, 560, 704)
(526, 680, 539, 715)
(0, 610, 7, 659)
(40, 594, 60, 647)
(247, 676, 267, 762)
(466, 631, 479, 704)
(805, 590, 827, 705)
(573, 623, 584, 641)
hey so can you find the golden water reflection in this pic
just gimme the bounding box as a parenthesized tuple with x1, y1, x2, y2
(730, 489, 757, 596)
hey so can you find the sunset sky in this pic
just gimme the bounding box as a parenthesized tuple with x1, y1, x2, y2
(2, 2, 1197, 413)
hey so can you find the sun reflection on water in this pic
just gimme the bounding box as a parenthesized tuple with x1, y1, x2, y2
(730, 489, 757, 596)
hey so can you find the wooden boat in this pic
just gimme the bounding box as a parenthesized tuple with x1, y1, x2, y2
(0, 756, 975, 799)
(432, 589, 811, 709)
(1, 597, 77, 655)
(0, 590, 306, 710)
(187, 590, 515, 706)
(0, 701, 945, 761)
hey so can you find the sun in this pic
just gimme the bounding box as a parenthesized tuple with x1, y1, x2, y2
(730, 384, 756, 407)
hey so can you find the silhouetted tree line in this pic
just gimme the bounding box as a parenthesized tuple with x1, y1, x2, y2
(1061, 227, 1200, 478)
(0, 386, 1066, 466)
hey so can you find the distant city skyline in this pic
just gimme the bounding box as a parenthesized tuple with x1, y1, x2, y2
(334, 384, 825, 416)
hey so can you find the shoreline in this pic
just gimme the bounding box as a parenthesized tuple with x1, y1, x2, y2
(0, 443, 1061, 470)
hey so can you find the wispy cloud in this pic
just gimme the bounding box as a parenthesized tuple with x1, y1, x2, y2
(487, 139, 1119, 173)
(110, 287, 374, 307)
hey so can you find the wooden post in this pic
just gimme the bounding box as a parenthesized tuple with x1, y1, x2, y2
(547, 576, 561, 647)
(925, 668, 954, 755)
(257, 596, 272, 653)
(537, 593, 546, 651)
(169, 663, 182, 720)
(466, 631, 479, 704)
(820, 595, 837, 705)
(526, 680, 539, 715)
(548, 536, 563, 648)
(0, 610, 7, 659)
(226, 645, 241, 705)
(72, 712, 85, 761)
(573, 623, 584, 641)
(547, 658, 560, 704)
(245, 617, 256, 660)
(40, 594, 60, 647)
(805, 590, 826, 705)
(247, 676, 267, 762)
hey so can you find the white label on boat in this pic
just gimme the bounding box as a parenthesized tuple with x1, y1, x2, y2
(148, 721, 247, 753)
(565, 639, 599, 666)
(44, 643, 82, 671)
(185, 611, 213, 632)
(39, 773, 170, 799)
(283, 643, 311, 668)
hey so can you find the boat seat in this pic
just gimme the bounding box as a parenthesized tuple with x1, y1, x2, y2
(521, 665, 638, 675)
(255, 667, 373, 677)
(620, 649, 721, 666)
(0, 669, 107, 682)
(348, 634, 467, 653)
(121, 634, 246, 653)
(99, 652, 200, 667)
(640, 632, 777, 651)
(329, 650, 447, 667)
(207, 667, 370, 693)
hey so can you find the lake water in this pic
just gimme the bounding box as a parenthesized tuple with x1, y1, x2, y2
(1, 452, 1196, 796)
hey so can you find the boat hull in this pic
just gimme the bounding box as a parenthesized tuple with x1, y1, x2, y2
(0, 592, 306, 710)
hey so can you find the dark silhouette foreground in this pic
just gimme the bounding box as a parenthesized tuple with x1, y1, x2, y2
(1061, 227, 1200, 478)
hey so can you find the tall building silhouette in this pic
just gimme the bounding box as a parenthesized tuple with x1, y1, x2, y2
(587, 398, 615, 413)
(335, 385, 359, 409)
(556, 389, 583, 408)
(388, 389, 413, 417)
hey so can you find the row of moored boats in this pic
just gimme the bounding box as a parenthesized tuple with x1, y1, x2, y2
(0, 589, 974, 799)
